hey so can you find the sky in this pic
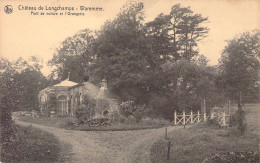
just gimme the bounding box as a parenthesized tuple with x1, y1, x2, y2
(0, 0, 259, 76)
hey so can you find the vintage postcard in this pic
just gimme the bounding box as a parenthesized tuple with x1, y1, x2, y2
(0, 0, 259, 162)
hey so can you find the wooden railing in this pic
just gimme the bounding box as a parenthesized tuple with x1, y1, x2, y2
(174, 110, 230, 126)
(209, 112, 230, 126)
(174, 110, 201, 125)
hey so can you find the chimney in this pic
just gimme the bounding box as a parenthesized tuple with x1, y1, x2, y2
(67, 72, 71, 81)
(101, 79, 107, 89)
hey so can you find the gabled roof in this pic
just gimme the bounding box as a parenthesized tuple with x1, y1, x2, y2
(53, 79, 79, 87)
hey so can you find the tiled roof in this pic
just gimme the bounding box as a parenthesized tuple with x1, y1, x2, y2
(53, 79, 78, 87)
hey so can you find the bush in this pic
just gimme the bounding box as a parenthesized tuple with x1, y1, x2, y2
(133, 104, 150, 123)
(0, 100, 19, 160)
(119, 101, 151, 123)
(119, 101, 136, 117)
(230, 110, 247, 134)
(75, 105, 95, 123)
(204, 151, 259, 163)
(206, 118, 221, 128)
(75, 96, 96, 123)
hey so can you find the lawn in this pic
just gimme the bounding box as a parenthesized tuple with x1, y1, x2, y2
(150, 103, 260, 163)
(1, 125, 73, 162)
(67, 121, 169, 131)
(17, 114, 171, 131)
(17, 115, 76, 128)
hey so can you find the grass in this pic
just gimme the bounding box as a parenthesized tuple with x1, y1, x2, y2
(150, 103, 260, 163)
(67, 121, 169, 131)
(17, 115, 76, 128)
(17, 114, 171, 131)
(1, 124, 73, 162)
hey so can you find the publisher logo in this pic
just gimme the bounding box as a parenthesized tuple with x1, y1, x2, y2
(4, 5, 13, 14)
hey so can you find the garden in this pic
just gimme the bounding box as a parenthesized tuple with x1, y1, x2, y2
(17, 100, 172, 131)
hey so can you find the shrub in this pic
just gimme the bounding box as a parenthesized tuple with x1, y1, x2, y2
(119, 101, 151, 123)
(119, 101, 136, 117)
(107, 111, 119, 122)
(133, 104, 150, 123)
(230, 110, 247, 134)
(206, 118, 221, 128)
(75, 96, 96, 123)
(0, 99, 19, 160)
(39, 93, 57, 117)
(75, 105, 95, 123)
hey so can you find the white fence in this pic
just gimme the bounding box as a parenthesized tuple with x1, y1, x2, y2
(209, 112, 230, 126)
(174, 110, 201, 125)
(174, 110, 230, 126)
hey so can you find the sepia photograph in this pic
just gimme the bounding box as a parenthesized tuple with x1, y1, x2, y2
(0, 0, 259, 162)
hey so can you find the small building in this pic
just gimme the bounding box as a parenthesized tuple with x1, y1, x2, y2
(38, 77, 118, 118)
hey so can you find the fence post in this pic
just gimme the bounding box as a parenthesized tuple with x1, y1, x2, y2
(165, 127, 168, 139)
(223, 112, 226, 126)
(228, 100, 231, 115)
(198, 110, 200, 122)
(183, 110, 186, 125)
(211, 112, 214, 119)
(203, 99, 206, 122)
(174, 110, 177, 125)
(167, 141, 171, 160)
(191, 110, 193, 123)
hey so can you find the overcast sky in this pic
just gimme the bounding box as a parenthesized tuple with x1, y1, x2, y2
(0, 0, 259, 76)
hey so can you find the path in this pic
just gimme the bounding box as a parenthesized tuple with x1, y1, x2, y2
(15, 119, 182, 163)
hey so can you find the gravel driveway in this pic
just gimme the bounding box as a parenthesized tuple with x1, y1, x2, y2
(15, 119, 182, 163)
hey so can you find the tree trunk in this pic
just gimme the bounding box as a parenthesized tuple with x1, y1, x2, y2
(237, 91, 244, 134)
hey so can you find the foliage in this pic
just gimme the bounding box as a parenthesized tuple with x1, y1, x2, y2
(219, 30, 260, 134)
(160, 59, 218, 113)
(151, 123, 259, 163)
(133, 104, 150, 123)
(96, 99, 110, 112)
(204, 151, 258, 163)
(119, 101, 136, 117)
(145, 4, 208, 61)
(45, 2, 211, 119)
(229, 110, 247, 134)
(87, 117, 111, 127)
(49, 29, 95, 82)
(91, 2, 150, 104)
(0, 57, 49, 111)
(0, 98, 18, 160)
(75, 96, 96, 122)
(39, 93, 57, 116)
(119, 101, 150, 123)
(219, 30, 260, 105)
(1, 125, 70, 162)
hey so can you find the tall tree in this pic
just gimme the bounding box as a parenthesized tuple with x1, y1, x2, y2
(161, 59, 217, 112)
(0, 57, 48, 111)
(91, 2, 151, 103)
(145, 4, 208, 62)
(219, 30, 260, 134)
(49, 29, 95, 82)
(219, 30, 260, 110)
